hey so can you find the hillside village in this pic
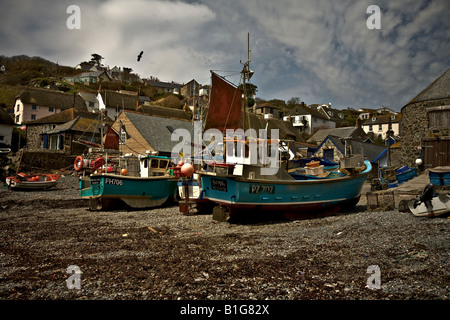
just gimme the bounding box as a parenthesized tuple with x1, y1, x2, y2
(0, 54, 449, 176)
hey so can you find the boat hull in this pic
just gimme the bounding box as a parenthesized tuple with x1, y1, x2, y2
(177, 179, 215, 215)
(6, 174, 59, 190)
(200, 161, 371, 221)
(408, 194, 450, 217)
(80, 174, 178, 210)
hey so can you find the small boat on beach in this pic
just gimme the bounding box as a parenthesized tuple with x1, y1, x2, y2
(6, 173, 60, 190)
(408, 183, 450, 217)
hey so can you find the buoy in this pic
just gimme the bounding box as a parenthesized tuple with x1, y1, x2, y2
(121, 168, 127, 175)
(181, 163, 195, 177)
(74, 156, 84, 171)
(177, 160, 184, 167)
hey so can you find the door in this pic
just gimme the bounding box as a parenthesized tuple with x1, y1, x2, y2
(423, 138, 450, 168)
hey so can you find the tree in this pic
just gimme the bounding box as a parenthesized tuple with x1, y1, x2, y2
(287, 97, 301, 108)
(90, 53, 104, 67)
(238, 82, 258, 108)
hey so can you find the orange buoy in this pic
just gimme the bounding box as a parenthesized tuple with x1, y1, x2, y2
(74, 156, 84, 171)
(180, 163, 195, 177)
(121, 168, 127, 175)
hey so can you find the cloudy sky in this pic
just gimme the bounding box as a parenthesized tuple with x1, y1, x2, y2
(1, 0, 449, 111)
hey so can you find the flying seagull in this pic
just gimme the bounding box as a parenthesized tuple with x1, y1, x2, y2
(137, 51, 143, 62)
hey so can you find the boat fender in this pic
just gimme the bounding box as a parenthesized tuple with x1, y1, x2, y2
(74, 156, 84, 171)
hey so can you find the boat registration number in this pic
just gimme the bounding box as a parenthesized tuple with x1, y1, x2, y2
(211, 178, 227, 192)
(105, 178, 123, 186)
(250, 185, 275, 194)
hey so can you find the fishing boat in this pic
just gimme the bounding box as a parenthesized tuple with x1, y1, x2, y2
(193, 34, 371, 221)
(6, 173, 60, 190)
(78, 153, 178, 210)
(408, 183, 450, 217)
(75, 91, 178, 210)
(200, 160, 371, 221)
(395, 165, 417, 184)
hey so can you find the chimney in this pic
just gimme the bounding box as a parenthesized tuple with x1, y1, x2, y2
(356, 117, 361, 129)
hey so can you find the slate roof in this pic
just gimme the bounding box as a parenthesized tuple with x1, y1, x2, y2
(315, 135, 386, 162)
(403, 67, 450, 107)
(239, 112, 304, 142)
(24, 108, 113, 125)
(284, 104, 328, 120)
(100, 90, 139, 110)
(45, 117, 101, 134)
(136, 105, 191, 121)
(307, 127, 366, 144)
(147, 81, 183, 90)
(124, 112, 193, 154)
(362, 114, 402, 126)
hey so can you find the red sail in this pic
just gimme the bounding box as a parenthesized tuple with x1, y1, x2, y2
(205, 72, 242, 132)
(103, 126, 119, 150)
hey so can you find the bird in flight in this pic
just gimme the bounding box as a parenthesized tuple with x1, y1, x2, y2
(137, 51, 144, 62)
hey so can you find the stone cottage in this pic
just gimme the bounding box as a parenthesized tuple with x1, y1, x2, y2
(400, 68, 450, 168)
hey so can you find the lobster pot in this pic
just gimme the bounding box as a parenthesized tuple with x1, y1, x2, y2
(305, 165, 324, 176)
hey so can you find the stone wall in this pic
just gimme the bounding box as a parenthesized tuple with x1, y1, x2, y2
(26, 125, 44, 149)
(20, 150, 74, 170)
(401, 98, 450, 167)
(400, 102, 429, 167)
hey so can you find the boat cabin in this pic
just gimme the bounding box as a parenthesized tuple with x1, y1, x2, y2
(140, 155, 171, 177)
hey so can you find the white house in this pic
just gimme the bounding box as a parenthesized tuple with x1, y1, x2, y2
(283, 105, 335, 135)
(0, 107, 14, 147)
(14, 88, 87, 124)
(362, 114, 402, 140)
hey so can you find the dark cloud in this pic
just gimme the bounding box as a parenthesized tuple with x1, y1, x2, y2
(0, 0, 448, 111)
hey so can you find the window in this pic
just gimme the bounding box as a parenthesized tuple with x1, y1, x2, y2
(32, 104, 37, 110)
(49, 135, 59, 150)
(323, 149, 334, 160)
(0, 136, 4, 141)
(49, 107, 54, 112)
(378, 124, 382, 131)
(369, 125, 373, 132)
(120, 131, 127, 144)
(31, 114, 36, 120)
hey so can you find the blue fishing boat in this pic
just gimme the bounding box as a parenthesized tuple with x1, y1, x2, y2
(78, 153, 178, 210)
(200, 161, 371, 221)
(193, 34, 372, 221)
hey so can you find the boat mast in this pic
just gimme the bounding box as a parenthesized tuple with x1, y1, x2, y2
(240, 32, 252, 132)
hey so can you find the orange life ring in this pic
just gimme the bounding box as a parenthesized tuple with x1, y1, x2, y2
(74, 156, 84, 171)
